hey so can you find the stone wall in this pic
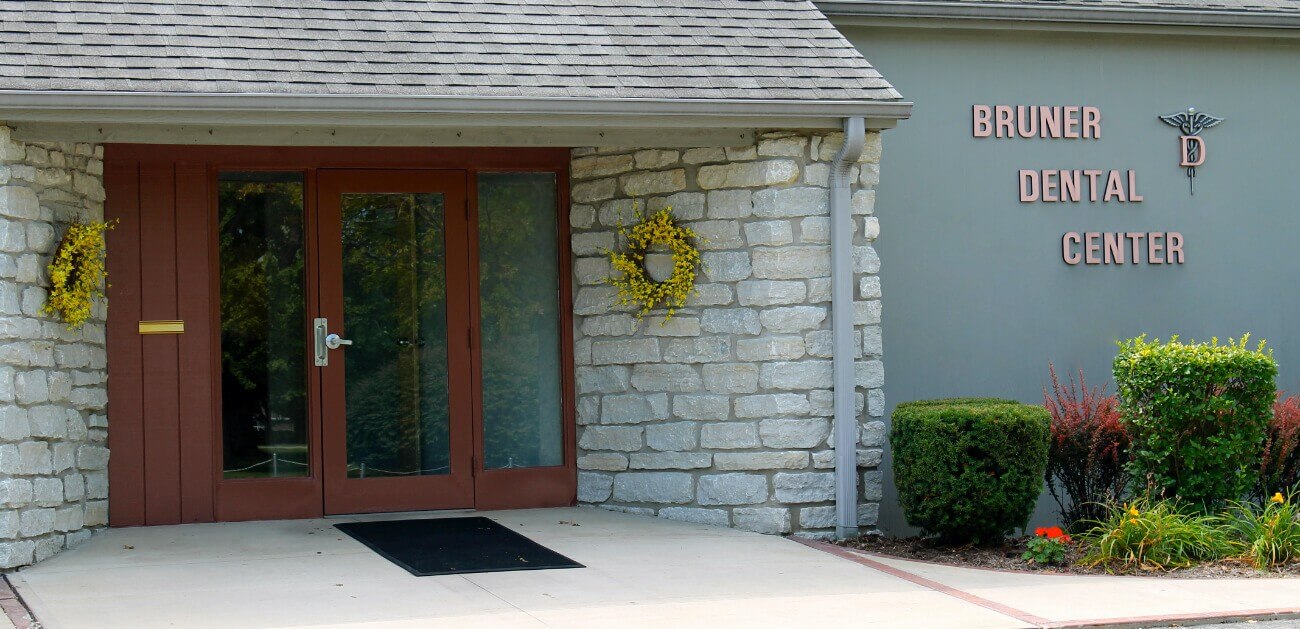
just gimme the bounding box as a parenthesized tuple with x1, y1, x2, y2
(0, 125, 108, 568)
(570, 131, 885, 536)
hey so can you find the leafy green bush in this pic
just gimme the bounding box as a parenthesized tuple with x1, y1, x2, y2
(1114, 335, 1277, 508)
(891, 398, 1050, 544)
(1226, 492, 1300, 570)
(1081, 498, 1236, 571)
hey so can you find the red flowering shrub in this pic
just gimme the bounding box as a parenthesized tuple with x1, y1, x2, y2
(1260, 393, 1300, 499)
(1044, 364, 1129, 529)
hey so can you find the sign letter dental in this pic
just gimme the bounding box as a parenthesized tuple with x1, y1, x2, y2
(972, 105, 1183, 266)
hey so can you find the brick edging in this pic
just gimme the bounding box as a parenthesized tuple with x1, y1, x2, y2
(791, 536, 1300, 629)
(0, 575, 38, 629)
(791, 536, 1052, 626)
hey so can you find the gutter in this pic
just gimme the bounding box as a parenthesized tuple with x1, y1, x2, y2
(830, 116, 866, 540)
(815, 0, 1300, 29)
(0, 90, 913, 128)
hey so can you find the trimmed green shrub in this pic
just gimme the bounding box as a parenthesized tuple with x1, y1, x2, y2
(1114, 335, 1277, 508)
(891, 398, 1050, 543)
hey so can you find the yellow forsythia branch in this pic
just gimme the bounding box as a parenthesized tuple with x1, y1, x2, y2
(605, 208, 703, 321)
(43, 219, 116, 329)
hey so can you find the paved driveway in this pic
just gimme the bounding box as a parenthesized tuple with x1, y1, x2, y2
(10, 507, 1300, 628)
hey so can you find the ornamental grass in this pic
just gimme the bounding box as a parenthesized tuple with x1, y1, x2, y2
(1225, 492, 1300, 571)
(1080, 498, 1236, 571)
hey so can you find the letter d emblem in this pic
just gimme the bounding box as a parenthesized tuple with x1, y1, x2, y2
(1180, 135, 1206, 167)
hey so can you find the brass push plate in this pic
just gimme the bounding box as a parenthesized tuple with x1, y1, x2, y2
(138, 320, 185, 335)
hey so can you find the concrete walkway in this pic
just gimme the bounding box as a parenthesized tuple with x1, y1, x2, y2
(6, 508, 1300, 628)
(810, 541, 1300, 628)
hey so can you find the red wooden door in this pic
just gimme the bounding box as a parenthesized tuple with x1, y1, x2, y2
(316, 170, 475, 514)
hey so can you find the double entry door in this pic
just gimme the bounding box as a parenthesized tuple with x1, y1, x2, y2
(217, 166, 572, 520)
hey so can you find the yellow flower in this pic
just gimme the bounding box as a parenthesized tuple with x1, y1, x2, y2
(43, 219, 115, 329)
(1271, 492, 1286, 504)
(1128, 518, 1139, 525)
(1126, 505, 1140, 517)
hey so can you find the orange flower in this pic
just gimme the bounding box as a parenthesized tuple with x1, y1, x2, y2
(1040, 526, 1066, 540)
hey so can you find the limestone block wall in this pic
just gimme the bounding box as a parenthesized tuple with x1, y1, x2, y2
(570, 131, 885, 536)
(0, 125, 108, 568)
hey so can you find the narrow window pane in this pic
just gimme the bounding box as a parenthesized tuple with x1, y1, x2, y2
(478, 173, 563, 469)
(219, 172, 309, 478)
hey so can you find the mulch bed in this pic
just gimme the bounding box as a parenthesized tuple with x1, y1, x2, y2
(837, 535, 1300, 579)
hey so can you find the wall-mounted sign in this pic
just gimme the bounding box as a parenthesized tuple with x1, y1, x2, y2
(1019, 169, 1141, 203)
(1158, 108, 1223, 195)
(138, 320, 185, 335)
(1061, 231, 1184, 265)
(973, 104, 1193, 267)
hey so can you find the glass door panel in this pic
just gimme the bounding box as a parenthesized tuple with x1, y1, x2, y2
(318, 170, 473, 515)
(217, 172, 310, 479)
(340, 192, 451, 478)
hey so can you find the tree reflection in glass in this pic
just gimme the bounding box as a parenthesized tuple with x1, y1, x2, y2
(477, 173, 563, 469)
(340, 193, 451, 478)
(219, 172, 309, 479)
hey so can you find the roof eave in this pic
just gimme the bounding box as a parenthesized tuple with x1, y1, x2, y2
(0, 91, 912, 131)
(815, 0, 1300, 29)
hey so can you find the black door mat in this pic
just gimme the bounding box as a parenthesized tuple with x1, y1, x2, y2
(334, 516, 584, 576)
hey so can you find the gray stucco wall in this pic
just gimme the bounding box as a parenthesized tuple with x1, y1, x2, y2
(836, 24, 1300, 534)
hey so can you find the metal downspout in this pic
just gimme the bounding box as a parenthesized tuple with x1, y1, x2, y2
(830, 117, 866, 539)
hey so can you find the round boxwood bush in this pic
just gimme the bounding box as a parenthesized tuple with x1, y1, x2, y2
(891, 398, 1050, 543)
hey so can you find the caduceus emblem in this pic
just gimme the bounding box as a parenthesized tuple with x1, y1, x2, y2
(1159, 107, 1223, 195)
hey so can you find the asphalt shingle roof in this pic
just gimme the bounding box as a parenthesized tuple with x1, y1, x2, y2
(0, 0, 901, 102)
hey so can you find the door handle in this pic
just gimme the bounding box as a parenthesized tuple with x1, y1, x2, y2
(313, 318, 352, 366)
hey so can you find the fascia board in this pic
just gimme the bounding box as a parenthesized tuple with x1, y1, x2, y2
(816, 0, 1300, 30)
(0, 91, 913, 130)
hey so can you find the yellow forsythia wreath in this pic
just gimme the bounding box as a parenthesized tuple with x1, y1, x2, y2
(44, 219, 115, 329)
(606, 208, 703, 321)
